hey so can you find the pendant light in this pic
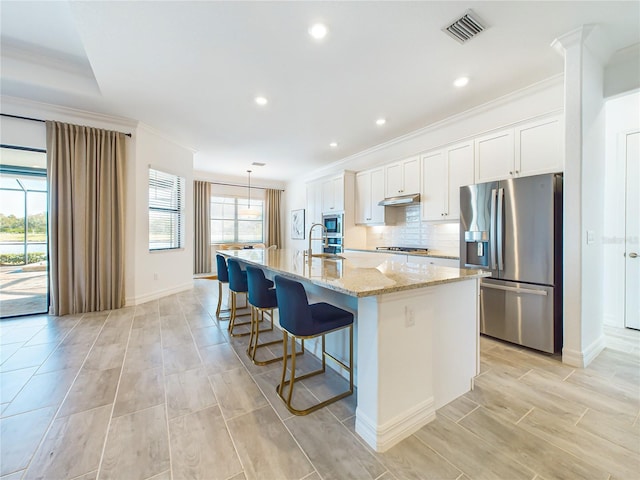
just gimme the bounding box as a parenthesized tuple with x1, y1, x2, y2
(239, 169, 258, 215)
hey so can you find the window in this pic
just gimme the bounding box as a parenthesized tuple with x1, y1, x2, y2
(210, 196, 263, 243)
(149, 168, 185, 251)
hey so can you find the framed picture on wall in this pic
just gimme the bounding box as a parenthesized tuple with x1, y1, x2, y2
(291, 209, 305, 239)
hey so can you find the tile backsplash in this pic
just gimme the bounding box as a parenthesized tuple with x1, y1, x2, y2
(364, 205, 460, 255)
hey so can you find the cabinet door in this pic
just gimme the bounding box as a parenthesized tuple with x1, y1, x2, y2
(516, 116, 563, 177)
(333, 176, 345, 211)
(306, 181, 322, 231)
(421, 150, 447, 221)
(321, 179, 334, 213)
(370, 167, 386, 224)
(355, 171, 370, 224)
(385, 163, 403, 197)
(409, 256, 460, 268)
(402, 156, 421, 195)
(446, 142, 474, 220)
(475, 129, 514, 182)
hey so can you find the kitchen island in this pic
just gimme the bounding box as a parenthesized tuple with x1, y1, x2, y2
(219, 248, 489, 452)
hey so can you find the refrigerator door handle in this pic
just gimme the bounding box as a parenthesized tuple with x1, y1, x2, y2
(481, 283, 548, 296)
(490, 188, 497, 270)
(497, 187, 504, 271)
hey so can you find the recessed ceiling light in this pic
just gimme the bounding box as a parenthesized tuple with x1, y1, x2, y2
(309, 23, 328, 40)
(255, 96, 268, 106)
(453, 76, 469, 87)
(376, 118, 386, 126)
(252, 162, 266, 166)
(329, 142, 338, 147)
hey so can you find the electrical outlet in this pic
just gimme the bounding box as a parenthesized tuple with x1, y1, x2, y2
(405, 306, 415, 327)
(153, 273, 158, 280)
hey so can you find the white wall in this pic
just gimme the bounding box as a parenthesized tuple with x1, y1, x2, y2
(129, 124, 194, 304)
(1, 96, 196, 308)
(603, 91, 640, 327)
(194, 170, 286, 274)
(604, 44, 640, 98)
(580, 44, 607, 360)
(284, 179, 309, 252)
(284, 77, 564, 253)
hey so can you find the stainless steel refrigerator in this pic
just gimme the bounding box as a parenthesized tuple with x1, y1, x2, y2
(460, 173, 563, 353)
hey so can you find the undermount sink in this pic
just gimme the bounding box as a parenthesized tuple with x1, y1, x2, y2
(311, 253, 345, 260)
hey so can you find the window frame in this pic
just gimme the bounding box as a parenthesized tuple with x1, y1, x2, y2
(148, 167, 185, 252)
(210, 195, 264, 244)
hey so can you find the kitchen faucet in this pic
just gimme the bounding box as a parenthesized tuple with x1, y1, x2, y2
(306, 223, 328, 259)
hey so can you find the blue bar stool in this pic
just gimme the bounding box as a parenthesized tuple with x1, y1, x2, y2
(215, 254, 231, 319)
(246, 265, 303, 365)
(274, 275, 354, 415)
(227, 258, 252, 336)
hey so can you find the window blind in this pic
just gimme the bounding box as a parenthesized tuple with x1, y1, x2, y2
(149, 168, 185, 250)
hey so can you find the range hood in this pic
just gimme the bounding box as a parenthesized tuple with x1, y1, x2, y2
(378, 193, 420, 207)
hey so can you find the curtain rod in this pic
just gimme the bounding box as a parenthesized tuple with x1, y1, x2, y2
(206, 179, 284, 192)
(1, 113, 133, 138)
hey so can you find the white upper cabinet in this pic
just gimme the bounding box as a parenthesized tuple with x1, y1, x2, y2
(515, 115, 564, 177)
(474, 114, 563, 183)
(356, 167, 386, 225)
(422, 142, 474, 222)
(385, 156, 420, 197)
(446, 142, 474, 221)
(421, 150, 446, 221)
(475, 129, 514, 183)
(321, 175, 344, 213)
(306, 180, 323, 228)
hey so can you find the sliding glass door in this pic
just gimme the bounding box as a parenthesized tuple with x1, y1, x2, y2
(0, 147, 48, 318)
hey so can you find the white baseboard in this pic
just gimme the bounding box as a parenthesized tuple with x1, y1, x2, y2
(125, 281, 194, 306)
(562, 334, 606, 368)
(355, 398, 435, 452)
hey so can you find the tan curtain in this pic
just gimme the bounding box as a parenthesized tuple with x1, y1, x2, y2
(265, 188, 282, 248)
(46, 121, 126, 315)
(194, 180, 211, 273)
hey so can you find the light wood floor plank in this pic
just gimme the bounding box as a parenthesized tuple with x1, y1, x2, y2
(169, 405, 242, 480)
(24, 404, 112, 480)
(0, 406, 56, 476)
(227, 405, 314, 480)
(414, 414, 535, 480)
(113, 367, 165, 417)
(165, 366, 217, 419)
(458, 406, 610, 480)
(99, 404, 170, 480)
(285, 408, 386, 480)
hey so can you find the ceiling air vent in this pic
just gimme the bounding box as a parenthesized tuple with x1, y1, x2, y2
(443, 10, 486, 44)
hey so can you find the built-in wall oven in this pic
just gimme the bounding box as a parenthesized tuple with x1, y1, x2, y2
(323, 214, 343, 235)
(322, 214, 344, 254)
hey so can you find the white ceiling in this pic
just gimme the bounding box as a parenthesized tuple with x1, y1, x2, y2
(1, 1, 639, 182)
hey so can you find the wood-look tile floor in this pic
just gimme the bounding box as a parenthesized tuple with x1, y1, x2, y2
(1, 279, 638, 480)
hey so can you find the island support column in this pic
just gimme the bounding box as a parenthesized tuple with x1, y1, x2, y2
(355, 278, 480, 452)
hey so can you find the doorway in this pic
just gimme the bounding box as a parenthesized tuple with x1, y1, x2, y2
(625, 131, 639, 330)
(0, 147, 48, 318)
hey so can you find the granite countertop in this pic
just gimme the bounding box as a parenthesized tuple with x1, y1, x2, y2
(344, 248, 460, 260)
(218, 248, 488, 298)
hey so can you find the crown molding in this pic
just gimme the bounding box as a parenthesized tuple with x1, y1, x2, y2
(0, 95, 138, 130)
(137, 122, 198, 154)
(305, 74, 564, 181)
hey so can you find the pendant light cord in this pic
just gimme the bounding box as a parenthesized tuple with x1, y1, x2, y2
(247, 169, 252, 208)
